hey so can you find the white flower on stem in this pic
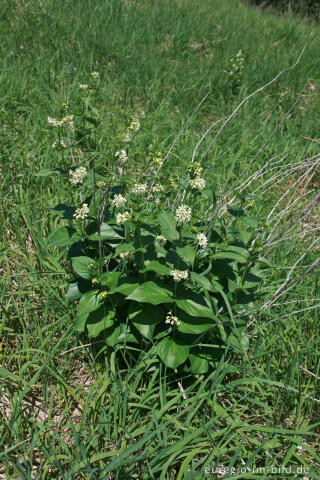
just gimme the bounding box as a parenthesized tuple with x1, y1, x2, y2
(122, 131, 131, 143)
(190, 177, 206, 190)
(91, 71, 99, 79)
(116, 211, 131, 225)
(47, 116, 60, 127)
(69, 166, 87, 185)
(79, 83, 88, 89)
(197, 233, 208, 249)
(115, 149, 128, 163)
(165, 311, 181, 326)
(112, 194, 126, 208)
(152, 184, 164, 193)
(170, 269, 189, 282)
(175, 204, 192, 223)
(52, 139, 67, 149)
(131, 183, 147, 195)
(129, 117, 140, 132)
(73, 203, 89, 220)
(155, 235, 166, 246)
(119, 251, 130, 259)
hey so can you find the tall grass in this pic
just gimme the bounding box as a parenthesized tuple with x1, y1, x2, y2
(1, 0, 319, 478)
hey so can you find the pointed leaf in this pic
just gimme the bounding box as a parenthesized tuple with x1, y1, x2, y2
(71, 256, 95, 279)
(156, 337, 190, 369)
(127, 281, 172, 305)
(48, 226, 81, 247)
(158, 211, 179, 242)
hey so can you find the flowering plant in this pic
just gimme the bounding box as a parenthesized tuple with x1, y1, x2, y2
(42, 78, 270, 373)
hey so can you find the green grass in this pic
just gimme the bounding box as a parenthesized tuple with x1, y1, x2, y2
(1, 0, 320, 478)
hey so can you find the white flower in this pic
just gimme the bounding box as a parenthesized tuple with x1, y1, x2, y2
(116, 211, 131, 225)
(69, 166, 87, 185)
(91, 71, 99, 79)
(112, 194, 126, 208)
(122, 131, 131, 143)
(152, 184, 164, 193)
(152, 152, 163, 168)
(190, 177, 206, 190)
(73, 203, 89, 220)
(120, 251, 130, 259)
(61, 115, 74, 129)
(47, 116, 60, 127)
(129, 117, 140, 132)
(52, 139, 67, 149)
(79, 83, 88, 89)
(155, 235, 166, 246)
(165, 311, 181, 327)
(115, 149, 128, 164)
(131, 183, 147, 194)
(175, 204, 192, 223)
(170, 269, 189, 282)
(197, 233, 208, 249)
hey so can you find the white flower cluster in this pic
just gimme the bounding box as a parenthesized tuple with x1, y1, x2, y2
(79, 83, 88, 89)
(190, 177, 206, 190)
(229, 50, 244, 77)
(131, 183, 147, 194)
(122, 131, 131, 143)
(47, 115, 74, 128)
(116, 211, 131, 225)
(197, 233, 208, 249)
(91, 71, 99, 79)
(119, 251, 130, 259)
(170, 269, 189, 282)
(52, 139, 67, 149)
(152, 184, 164, 193)
(69, 166, 87, 185)
(165, 311, 181, 327)
(152, 151, 163, 168)
(115, 149, 128, 163)
(175, 204, 192, 223)
(112, 194, 126, 208)
(155, 235, 166, 246)
(73, 203, 89, 220)
(129, 117, 140, 132)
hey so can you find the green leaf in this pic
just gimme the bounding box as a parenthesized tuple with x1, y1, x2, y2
(87, 222, 123, 241)
(228, 332, 249, 353)
(74, 290, 101, 332)
(142, 260, 171, 276)
(109, 278, 140, 296)
(190, 272, 214, 292)
(178, 314, 214, 334)
(188, 347, 209, 374)
(64, 280, 90, 301)
(212, 251, 248, 263)
(176, 245, 195, 266)
(51, 204, 75, 219)
(175, 293, 215, 319)
(156, 336, 190, 369)
(100, 272, 121, 289)
(36, 168, 64, 176)
(87, 308, 116, 338)
(48, 226, 81, 247)
(239, 216, 258, 228)
(71, 256, 95, 279)
(158, 211, 179, 242)
(129, 304, 164, 340)
(127, 281, 173, 305)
